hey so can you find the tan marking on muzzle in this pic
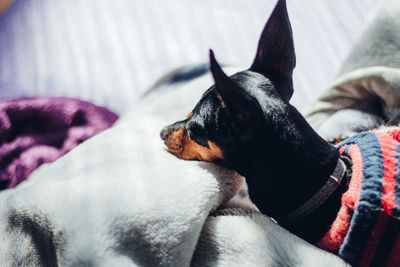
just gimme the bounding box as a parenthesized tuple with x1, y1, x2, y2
(164, 127, 223, 162)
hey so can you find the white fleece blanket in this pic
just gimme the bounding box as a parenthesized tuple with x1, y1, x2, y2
(0, 69, 347, 266)
(306, 0, 400, 139)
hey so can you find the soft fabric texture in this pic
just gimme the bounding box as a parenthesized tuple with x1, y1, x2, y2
(305, 0, 400, 140)
(0, 97, 118, 189)
(318, 127, 400, 267)
(0, 69, 348, 266)
(0, 1, 381, 265)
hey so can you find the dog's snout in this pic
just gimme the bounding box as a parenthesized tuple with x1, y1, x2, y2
(160, 127, 170, 141)
(160, 120, 188, 142)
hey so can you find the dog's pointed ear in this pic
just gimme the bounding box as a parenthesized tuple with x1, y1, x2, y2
(209, 50, 260, 129)
(250, 0, 296, 101)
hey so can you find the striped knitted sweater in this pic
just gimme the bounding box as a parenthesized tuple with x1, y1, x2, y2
(317, 127, 400, 267)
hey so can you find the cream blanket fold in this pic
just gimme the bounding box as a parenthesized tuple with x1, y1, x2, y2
(306, 0, 400, 140)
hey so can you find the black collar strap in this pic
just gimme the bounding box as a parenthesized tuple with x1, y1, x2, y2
(279, 158, 347, 224)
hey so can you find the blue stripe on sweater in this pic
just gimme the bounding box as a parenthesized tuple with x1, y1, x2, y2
(370, 142, 400, 266)
(337, 132, 384, 265)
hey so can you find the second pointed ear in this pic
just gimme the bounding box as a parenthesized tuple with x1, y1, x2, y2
(250, 0, 296, 101)
(209, 50, 261, 126)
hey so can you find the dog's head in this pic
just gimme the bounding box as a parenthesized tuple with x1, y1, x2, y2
(161, 0, 296, 174)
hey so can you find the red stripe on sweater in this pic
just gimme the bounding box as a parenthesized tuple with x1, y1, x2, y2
(317, 145, 363, 252)
(382, 127, 400, 266)
(359, 133, 395, 266)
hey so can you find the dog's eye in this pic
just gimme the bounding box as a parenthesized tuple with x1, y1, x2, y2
(188, 132, 210, 148)
(187, 121, 203, 136)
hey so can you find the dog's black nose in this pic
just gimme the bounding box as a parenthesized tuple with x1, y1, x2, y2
(160, 120, 187, 141)
(160, 127, 169, 141)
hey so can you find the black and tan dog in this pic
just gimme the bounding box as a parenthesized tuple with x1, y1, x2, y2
(160, 1, 400, 266)
(160, 0, 345, 244)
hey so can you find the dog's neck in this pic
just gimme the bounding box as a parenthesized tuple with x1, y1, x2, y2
(229, 104, 342, 242)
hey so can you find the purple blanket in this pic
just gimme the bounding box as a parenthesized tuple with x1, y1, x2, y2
(0, 97, 118, 189)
